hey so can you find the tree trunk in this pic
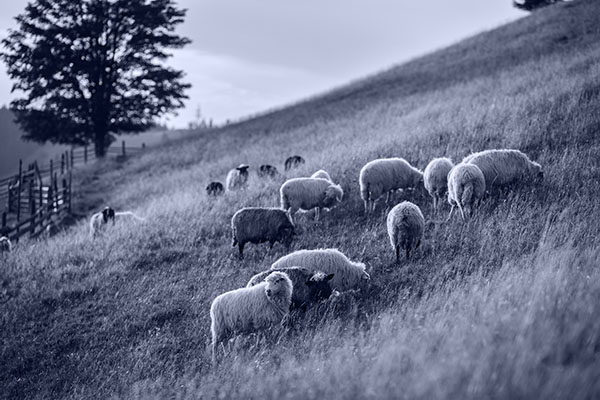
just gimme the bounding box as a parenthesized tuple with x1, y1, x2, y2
(94, 127, 107, 158)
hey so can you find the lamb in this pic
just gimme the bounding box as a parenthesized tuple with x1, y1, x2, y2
(271, 248, 370, 292)
(89, 207, 145, 237)
(206, 182, 225, 196)
(423, 157, 454, 213)
(210, 271, 293, 364)
(0, 236, 11, 253)
(257, 164, 279, 179)
(387, 201, 424, 262)
(284, 155, 305, 171)
(359, 158, 424, 214)
(247, 266, 334, 311)
(462, 149, 543, 191)
(447, 163, 486, 221)
(231, 207, 296, 259)
(310, 169, 332, 182)
(226, 164, 250, 191)
(280, 178, 343, 223)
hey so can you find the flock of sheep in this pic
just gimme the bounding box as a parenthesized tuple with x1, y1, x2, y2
(0, 148, 544, 366)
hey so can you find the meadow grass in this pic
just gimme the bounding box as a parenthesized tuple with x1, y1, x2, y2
(1, 1, 600, 399)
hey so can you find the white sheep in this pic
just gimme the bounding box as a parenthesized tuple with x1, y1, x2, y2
(447, 163, 486, 221)
(280, 177, 343, 223)
(231, 207, 296, 259)
(0, 236, 12, 253)
(271, 248, 370, 292)
(226, 164, 250, 191)
(89, 207, 145, 237)
(247, 266, 334, 311)
(423, 157, 454, 213)
(462, 149, 543, 191)
(387, 201, 424, 262)
(210, 271, 293, 364)
(310, 169, 332, 182)
(359, 158, 424, 214)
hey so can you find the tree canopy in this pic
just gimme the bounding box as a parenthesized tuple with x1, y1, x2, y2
(1, 0, 191, 157)
(513, 0, 564, 12)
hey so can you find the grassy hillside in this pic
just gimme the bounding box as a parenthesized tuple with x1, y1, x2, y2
(2, 1, 600, 399)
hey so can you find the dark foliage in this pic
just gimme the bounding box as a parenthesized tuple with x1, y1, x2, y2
(513, 0, 563, 11)
(1, 0, 191, 157)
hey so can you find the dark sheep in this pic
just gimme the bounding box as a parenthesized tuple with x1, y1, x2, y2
(258, 164, 279, 179)
(284, 155, 306, 171)
(206, 182, 225, 196)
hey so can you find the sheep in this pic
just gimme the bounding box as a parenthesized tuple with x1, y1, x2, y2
(387, 201, 425, 262)
(462, 149, 543, 191)
(280, 177, 343, 223)
(359, 158, 424, 215)
(210, 271, 293, 364)
(257, 164, 279, 179)
(271, 249, 370, 292)
(226, 164, 250, 191)
(310, 169, 332, 182)
(89, 207, 145, 237)
(231, 207, 296, 259)
(0, 236, 11, 253)
(284, 155, 305, 171)
(247, 266, 335, 311)
(423, 157, 454, 213)
(447, 163, 486, 221)
(206, 182, 225, 196)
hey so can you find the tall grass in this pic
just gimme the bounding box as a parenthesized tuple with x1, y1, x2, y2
(1, 1, 600, 399)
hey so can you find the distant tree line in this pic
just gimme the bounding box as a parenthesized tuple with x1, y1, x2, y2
(513, 0, 564, 11)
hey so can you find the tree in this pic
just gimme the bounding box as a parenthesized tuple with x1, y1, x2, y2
(513, 0, 563, 12)
(1, 0, 191, 157)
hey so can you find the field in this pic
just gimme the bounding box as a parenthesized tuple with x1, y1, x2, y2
(2, 1, 600, 399)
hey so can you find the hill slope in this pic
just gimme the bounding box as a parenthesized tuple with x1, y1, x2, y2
(2, 1, 600, 399)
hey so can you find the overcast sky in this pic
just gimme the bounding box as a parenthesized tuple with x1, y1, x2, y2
(0, 1, 524, 128)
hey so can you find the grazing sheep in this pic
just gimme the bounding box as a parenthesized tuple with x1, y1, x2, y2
(271, 249, 370, 292)
(257, 164, 279, 179)
(89, 207, 145, 237)
(247, 266, 335, 311)
(284, 155, 306, 171)
(447, 163, 486, 221)
(210, 271, 293, 363)
(387, 201, 424, 262)
(462, 149, 543, 191)
(280, 178, 343, 223)
(0, 236, 11, 253)
(423, 157, 454, 212)
(206, 182, 225, 196)
(226, 164, 250, 191)
(359, 158, 424, 214)
(310, 169, 332, 182)
(231, 207, 295, 259)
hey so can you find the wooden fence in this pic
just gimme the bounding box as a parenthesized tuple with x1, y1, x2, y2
(0, 141, 145, 243)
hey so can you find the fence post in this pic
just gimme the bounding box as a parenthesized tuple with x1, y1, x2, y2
(142, 142, 146, 150)
(68, 171, 72, 213)
(30, 181, 36, 237)
(122, 140, 126, 157)
(1, 212, 6, 230)
(70, 148, 74, 169)
(16, 160, 22, 240)
(84, 145, 88, 163)
(50, 158, 54, 179)
(61, 153, 65, 175)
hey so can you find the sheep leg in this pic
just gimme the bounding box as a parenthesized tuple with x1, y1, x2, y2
(458, 204, 466, 221)
(395, 245, 400, 262)
(385, 191, 391, 204)
(406, 247, 411, 260)
(433, 196, 438, 215)
(314, 207, 320, 222)
(238, 243, 245, 259)
(447, 205, 455, 222)
(363, 200, 369, 215)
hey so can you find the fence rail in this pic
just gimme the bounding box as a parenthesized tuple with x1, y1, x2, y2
(0, 140, 145, 243)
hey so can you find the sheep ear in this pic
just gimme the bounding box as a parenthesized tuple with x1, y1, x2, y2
(325, 273, 335, 281)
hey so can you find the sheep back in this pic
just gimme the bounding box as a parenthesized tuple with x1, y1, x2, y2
(423, 157, 454, 198)
(311, 170, 332, 182)
(271, 248, 369, 292)
(359, 158, 423, 202)
(280, 178, 343, 212)
(231, 207, 295, 247)
(386, 201, 424, 260)
(463, 149, 543, 189)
